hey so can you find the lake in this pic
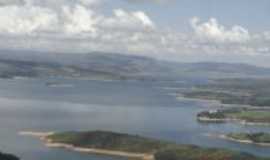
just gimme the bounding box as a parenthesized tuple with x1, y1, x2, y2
(1, 78, 270, 160)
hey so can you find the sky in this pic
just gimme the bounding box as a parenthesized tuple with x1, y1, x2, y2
(0, 0, 269, 66)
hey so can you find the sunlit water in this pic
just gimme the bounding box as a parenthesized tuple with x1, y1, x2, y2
(0, 78, 270, 160)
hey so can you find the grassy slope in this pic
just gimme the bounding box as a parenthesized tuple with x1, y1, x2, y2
(47, 131, 268, 160)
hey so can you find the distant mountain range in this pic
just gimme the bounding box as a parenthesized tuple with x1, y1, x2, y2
(173, 62, 270, 78)
(0, 50, 270, 80)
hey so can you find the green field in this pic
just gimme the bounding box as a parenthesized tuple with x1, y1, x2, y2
(46, 131, 269, 160)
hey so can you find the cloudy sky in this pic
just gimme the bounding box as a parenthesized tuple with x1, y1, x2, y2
(0, 0, 270, 66)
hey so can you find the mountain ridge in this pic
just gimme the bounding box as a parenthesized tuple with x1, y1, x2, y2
(0, 50, 269, 80)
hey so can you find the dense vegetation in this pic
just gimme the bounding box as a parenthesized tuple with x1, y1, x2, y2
(197, 110, 227, 120)
(197, 108, 242, 120)
(197, 108, 270, 123)
(47, 131, 269, 160)
(47, 131, 172, 153)
(227, 132, 270, 143)
(182, 78, 270, 107)
(0, 152, 19, 160)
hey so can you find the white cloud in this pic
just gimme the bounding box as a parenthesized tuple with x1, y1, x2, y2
(0, 0, 160, 55)
(0, 5, 57, 34)
(0, 0, 24, 5)
(190, 17, 250, 43)
(0, 1, 154, 35)
(264, 31, 270, 40)
(100, 9, 155, 31)
(22, 0, 102, 7)
(61, 5, 98, 34)
(0, 0, 269, 63)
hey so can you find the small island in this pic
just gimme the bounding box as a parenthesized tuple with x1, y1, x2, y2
(19, 130, 269, 160)
(0, 151, 19, 160)
(197, 108, 270, 125)
(222, 132, 270, 146)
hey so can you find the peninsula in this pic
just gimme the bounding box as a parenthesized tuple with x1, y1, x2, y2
(19, 130, 270, 160)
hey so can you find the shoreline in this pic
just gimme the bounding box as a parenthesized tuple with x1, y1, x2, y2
(19, 131, 154, 160)
(219, 134, 270, 147)
(197, 117, 270, 126)
(177, 94, 270, 110)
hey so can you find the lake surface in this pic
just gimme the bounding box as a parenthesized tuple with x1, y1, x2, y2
(1, 78, 270, 160)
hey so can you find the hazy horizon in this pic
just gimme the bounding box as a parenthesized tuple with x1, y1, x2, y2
(0, 0, 269, 66)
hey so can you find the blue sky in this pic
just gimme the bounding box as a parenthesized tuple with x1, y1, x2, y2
(0, 0, 269, 66)
(105, 0, 270, 32)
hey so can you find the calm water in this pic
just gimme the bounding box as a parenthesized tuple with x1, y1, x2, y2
(1, 78, 270, 160)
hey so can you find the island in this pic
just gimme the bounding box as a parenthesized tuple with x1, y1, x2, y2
(197, 108, 270, 125)
(0, 151, 19, 160)
(19, 130, 269, 160)
(221, 132, 270, 146)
